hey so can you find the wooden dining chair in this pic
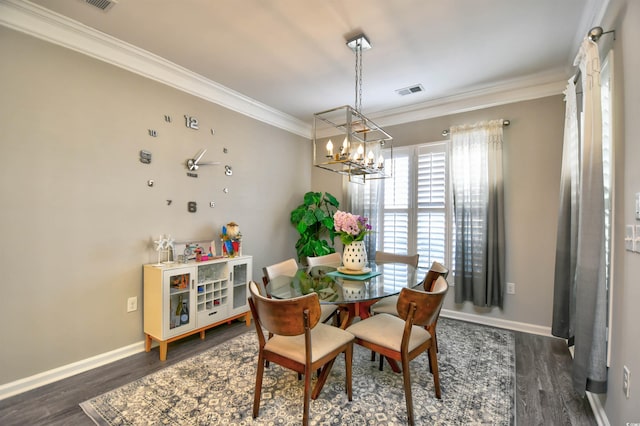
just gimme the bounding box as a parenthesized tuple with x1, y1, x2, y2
(368, 251, 420, 363)
(263, 258, 338, 324)
(373, 250, 419, 267)
(369, 251, 420, 314)
(248, 281, 354, 426)
(346, 277, 449, 426)
(370, 260, 447, 316)
(262, 258, 299, 293)
(306, 252, 342, 267)
(371, 261, 449, 367)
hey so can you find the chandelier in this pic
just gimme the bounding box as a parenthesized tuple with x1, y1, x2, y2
(313, 33, 393, 184)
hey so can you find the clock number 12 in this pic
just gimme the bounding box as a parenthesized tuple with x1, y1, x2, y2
(184, 115, 199, 130)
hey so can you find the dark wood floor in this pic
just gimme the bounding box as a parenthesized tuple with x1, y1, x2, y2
(0, 320, 597, 425)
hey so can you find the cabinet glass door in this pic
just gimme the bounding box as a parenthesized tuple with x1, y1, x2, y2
(231, 261, 248, 310)
(164, 269, 194, 334)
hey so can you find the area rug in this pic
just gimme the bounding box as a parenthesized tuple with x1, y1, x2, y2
(81, 318, 515, 425)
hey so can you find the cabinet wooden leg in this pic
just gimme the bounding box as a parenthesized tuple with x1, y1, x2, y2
(144, 334, 152, 353)
(245, 312, 251, 326)
(200, 330, 206, 340)
(159, 342, 168, 361)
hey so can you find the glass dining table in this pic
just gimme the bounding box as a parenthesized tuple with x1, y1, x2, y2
(267, 261, 426, 329)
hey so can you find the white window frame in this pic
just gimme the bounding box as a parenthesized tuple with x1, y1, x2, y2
(377, 141, 452, 271)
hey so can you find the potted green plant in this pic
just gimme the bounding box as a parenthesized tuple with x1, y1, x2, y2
(290, 191, 339, 262)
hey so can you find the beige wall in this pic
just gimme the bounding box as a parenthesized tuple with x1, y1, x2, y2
(315, 96, 566, 327)
(0, 27, 309, 385)
(601, 0, 640, 422)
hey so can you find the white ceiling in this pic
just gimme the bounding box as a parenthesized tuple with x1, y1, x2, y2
(23, 0, 604, 126)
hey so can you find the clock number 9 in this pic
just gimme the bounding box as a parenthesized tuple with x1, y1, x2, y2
(184, 115, 199, 130)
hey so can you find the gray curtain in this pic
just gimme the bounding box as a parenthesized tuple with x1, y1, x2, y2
(552, 37, 608, 395)
(450, 120, 505, 308)
(552, 78, 579, 340)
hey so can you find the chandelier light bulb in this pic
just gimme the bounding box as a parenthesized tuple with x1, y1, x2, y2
(367, 150, 374, 165)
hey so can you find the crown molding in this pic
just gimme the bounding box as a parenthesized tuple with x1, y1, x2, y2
(1, 0, 570, 139)
(0, 0, 311, 138)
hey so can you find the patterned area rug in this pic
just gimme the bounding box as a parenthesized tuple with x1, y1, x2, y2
(81, 318, 515, 425)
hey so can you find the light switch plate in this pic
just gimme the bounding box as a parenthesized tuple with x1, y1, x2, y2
(636, 193, 640, 220)
(635, 225, 640, 253)
(626, 225, 634, 251)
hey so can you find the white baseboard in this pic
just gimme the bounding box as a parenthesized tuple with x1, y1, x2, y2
(441, 309, 554, 337)
(0, 340, 146, 401)
(586, 392, 610, 426)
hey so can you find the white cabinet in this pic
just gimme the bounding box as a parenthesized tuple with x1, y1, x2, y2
(143, 255, 252, 360)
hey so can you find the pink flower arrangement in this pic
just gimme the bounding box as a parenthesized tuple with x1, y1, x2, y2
(333, 210, 372, 245)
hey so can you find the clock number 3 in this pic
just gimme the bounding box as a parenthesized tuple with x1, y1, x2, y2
(184, 115, 199, 130)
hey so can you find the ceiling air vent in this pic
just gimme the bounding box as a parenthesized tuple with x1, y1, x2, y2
(83, 0, 118, 12)
(395, 84, 425, 96)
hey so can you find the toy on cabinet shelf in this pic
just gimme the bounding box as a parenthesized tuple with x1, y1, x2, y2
(220, 222, 242, 257)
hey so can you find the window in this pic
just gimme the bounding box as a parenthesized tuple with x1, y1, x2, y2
(377, 143, 450, 271)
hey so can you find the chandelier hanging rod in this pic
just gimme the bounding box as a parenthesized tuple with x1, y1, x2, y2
(347, 33, 370, 115)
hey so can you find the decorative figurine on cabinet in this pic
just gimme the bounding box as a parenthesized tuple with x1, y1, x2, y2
(153, 234, 175, 264)
(220, 222, 242, 257)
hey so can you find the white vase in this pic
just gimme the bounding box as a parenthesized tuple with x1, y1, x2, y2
(343, 241, 367, 270)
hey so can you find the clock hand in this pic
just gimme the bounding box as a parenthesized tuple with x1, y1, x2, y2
(193, 149, 207, 165)
(186, 149, 221, 171)
(186, 149, 207, 171)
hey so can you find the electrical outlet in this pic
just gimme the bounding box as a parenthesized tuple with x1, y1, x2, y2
(623, 365, 631, 399)
(127, 296, 138, 313)
(506, 282, 516, 294)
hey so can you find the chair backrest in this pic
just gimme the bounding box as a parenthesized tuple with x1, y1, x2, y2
(422, 261, 450, 291)
(248, 281, 321, 336)
(306, 252, 342, 267)
(396, 276, 448, 327)
(375, 251, 419, 267)
(262, 258, 299, 294)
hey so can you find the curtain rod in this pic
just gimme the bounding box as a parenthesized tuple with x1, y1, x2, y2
(587, 26, 615, 42)
(571, 27, 615, 85)
(442, 119, 510, 137)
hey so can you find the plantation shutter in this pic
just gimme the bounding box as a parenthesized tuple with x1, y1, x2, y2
(379, 143, 449, 272)
(417, 145, 447, 270)
(382, 150, 410, 254)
